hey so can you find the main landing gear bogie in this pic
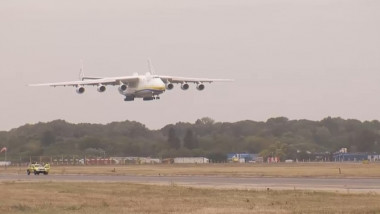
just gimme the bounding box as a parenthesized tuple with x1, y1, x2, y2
(124, 96, 160, 101)
(143, 96, 160, 101)
(124, 96, 135, 101)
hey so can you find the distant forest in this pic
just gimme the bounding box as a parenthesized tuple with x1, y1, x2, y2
(1, 117, 380, 162)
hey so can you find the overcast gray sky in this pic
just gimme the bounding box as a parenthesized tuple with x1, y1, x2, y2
(0, 0, 379, 131)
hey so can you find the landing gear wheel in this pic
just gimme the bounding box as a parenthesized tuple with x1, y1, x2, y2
(124, 96, 135, 101)
(27, 170, 30, 175)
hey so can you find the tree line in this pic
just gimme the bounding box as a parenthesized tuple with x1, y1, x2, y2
(1, 117, 380, 162)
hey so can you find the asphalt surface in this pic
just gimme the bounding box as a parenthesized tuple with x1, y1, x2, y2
(1, 174, 380, 192)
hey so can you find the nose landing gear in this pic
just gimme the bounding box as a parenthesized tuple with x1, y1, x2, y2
(124, 96, 135, 101)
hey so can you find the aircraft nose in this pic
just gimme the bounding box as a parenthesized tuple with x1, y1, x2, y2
(158, 80, 166, 91)
(160, 82, 166, 91)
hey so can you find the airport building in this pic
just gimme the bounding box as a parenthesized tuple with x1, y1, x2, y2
(333, 148, 379, 162)
(333, 153, 369, 162)
(333, 153, 379, 162)
(227, 153, 258, 163)
(110, 157, 161, 164)
(173, 157, 209, 164)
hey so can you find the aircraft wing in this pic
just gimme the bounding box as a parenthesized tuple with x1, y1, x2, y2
(29, 76, 139, 87)
(158, 75, 234, 84)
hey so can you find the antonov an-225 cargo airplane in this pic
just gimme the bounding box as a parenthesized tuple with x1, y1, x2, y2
(30, 61, 233, 101)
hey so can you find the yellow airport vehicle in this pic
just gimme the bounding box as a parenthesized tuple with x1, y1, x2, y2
(27, 163, 49, 175)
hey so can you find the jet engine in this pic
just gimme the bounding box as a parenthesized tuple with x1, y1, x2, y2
(76, 86, 85, 94)
(196, 84, 205, 91)
(166, 83, 174, 90)
(181, 83, 189, 90)
(118, 84, 128, 92)
(97, 85, 106, 92)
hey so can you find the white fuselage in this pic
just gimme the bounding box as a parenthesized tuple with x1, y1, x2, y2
(120, 75, 166, 98)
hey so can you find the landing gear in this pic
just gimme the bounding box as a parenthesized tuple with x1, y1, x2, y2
(124, 96, 135, 101)
(143, 96, 160, 101)
(143, 97, 154, 101)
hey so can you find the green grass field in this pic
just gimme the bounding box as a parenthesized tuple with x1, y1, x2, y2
(1, 182, 380, 214)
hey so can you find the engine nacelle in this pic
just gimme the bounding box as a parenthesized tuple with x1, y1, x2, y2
(181, 83, 189, 90)
(196, 84, 205, 91)
(76, 86, 85, 94)
(97, 85, 106, 93)
(166, 83, 174, 90)
(118, 84, 127, 92)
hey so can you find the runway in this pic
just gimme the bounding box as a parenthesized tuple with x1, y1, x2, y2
(1, 174, 380, 193)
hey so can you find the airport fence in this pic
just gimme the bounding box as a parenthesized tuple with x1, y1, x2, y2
(1, 155, 115, 166)
(1, 155, 164, 166)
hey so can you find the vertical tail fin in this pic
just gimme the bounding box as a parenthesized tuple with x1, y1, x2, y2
(147, 58, 156, 75)
(79, 60, 84, 81)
